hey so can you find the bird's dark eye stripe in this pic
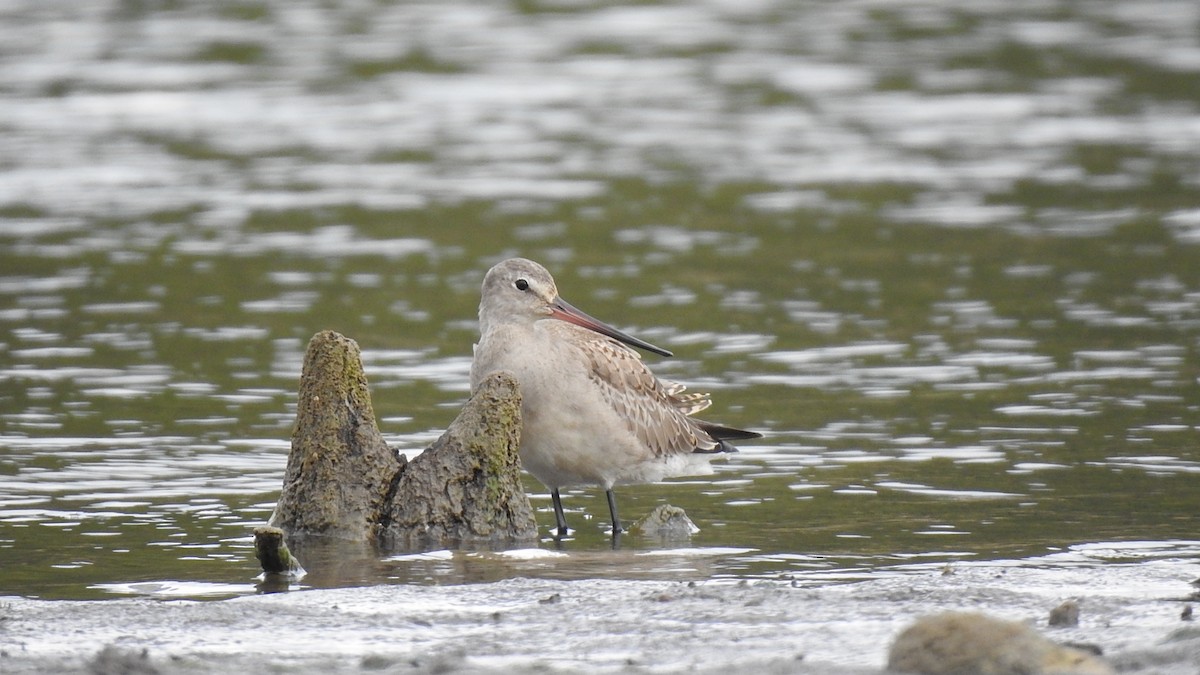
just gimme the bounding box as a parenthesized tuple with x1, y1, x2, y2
(515, 279, 529, 291)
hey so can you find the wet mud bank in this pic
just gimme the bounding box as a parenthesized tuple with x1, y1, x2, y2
(2, 559, 1199, 674)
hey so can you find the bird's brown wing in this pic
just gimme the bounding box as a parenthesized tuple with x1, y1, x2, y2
(547, 322, 719, 457)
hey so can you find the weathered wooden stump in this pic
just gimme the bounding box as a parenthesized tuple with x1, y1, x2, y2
(270, 330, 404, 542)
(379, 366, 538, 548)
(264, 330, 537, 574)
(253, 526, 303, 575)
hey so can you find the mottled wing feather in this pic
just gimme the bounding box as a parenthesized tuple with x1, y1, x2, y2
(549, 323, 719, 457)
(674, 391, 712, 416)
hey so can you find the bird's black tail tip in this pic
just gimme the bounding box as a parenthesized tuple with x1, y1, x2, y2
(698, 421, 762, 453)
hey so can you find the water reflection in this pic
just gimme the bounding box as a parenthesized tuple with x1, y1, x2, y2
(2, 0, 1200, 599)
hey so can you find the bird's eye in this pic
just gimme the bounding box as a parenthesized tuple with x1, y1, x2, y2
(514, 279, 529, 291)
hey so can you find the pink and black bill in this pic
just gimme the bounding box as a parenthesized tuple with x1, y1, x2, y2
(550, 297, 673, 357)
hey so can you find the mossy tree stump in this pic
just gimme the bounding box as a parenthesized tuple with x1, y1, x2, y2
(379, 368, 536, 547)
(270, 331, 403, 542)
(268, 330, 537, 560)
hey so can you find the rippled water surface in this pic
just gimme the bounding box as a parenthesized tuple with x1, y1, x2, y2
(3, 0, 1200, 600)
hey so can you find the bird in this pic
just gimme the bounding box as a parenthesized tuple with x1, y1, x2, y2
(469, 257, 761, 536)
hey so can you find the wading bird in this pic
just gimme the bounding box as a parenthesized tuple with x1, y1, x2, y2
(470, 258, 760, 535)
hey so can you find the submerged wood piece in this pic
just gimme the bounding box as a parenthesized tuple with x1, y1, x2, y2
(267, 330, 536, 562)
(380, 370, 538, 548)
(254, 526, 304, 575)
(270, 330, 405, 541)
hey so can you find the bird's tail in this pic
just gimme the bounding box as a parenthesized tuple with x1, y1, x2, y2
(695, 421, 762, 453)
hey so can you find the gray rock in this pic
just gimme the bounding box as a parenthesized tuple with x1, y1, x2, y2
(634, 504, 699, 539)
(887, 611, 1114, 674)
(1049, 599, 1081, 627)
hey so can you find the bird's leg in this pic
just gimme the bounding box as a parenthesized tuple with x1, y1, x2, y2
(551, 488, 568, 537)
(606, 489, 624, 535)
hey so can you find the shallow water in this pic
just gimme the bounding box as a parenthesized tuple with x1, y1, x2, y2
(2, 0, 1200, 601)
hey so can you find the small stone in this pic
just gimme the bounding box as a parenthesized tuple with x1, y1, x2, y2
(89, 645, 160, 675)
(633, 504, 699, 538)
(1050, 599, 1081, 627)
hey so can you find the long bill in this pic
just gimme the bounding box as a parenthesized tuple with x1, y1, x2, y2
(550, 297, 673, 357)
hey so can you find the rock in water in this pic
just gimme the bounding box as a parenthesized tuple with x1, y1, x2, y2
(270, 330, 405, 541)
(379, 369, 538, 548)
(1049, 599, 1081, 627)
(634, 504, 699, 538)
(887, 611, 1114, 675)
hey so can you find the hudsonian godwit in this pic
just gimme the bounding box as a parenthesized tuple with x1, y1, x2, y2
(470, 258, 761, 535)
